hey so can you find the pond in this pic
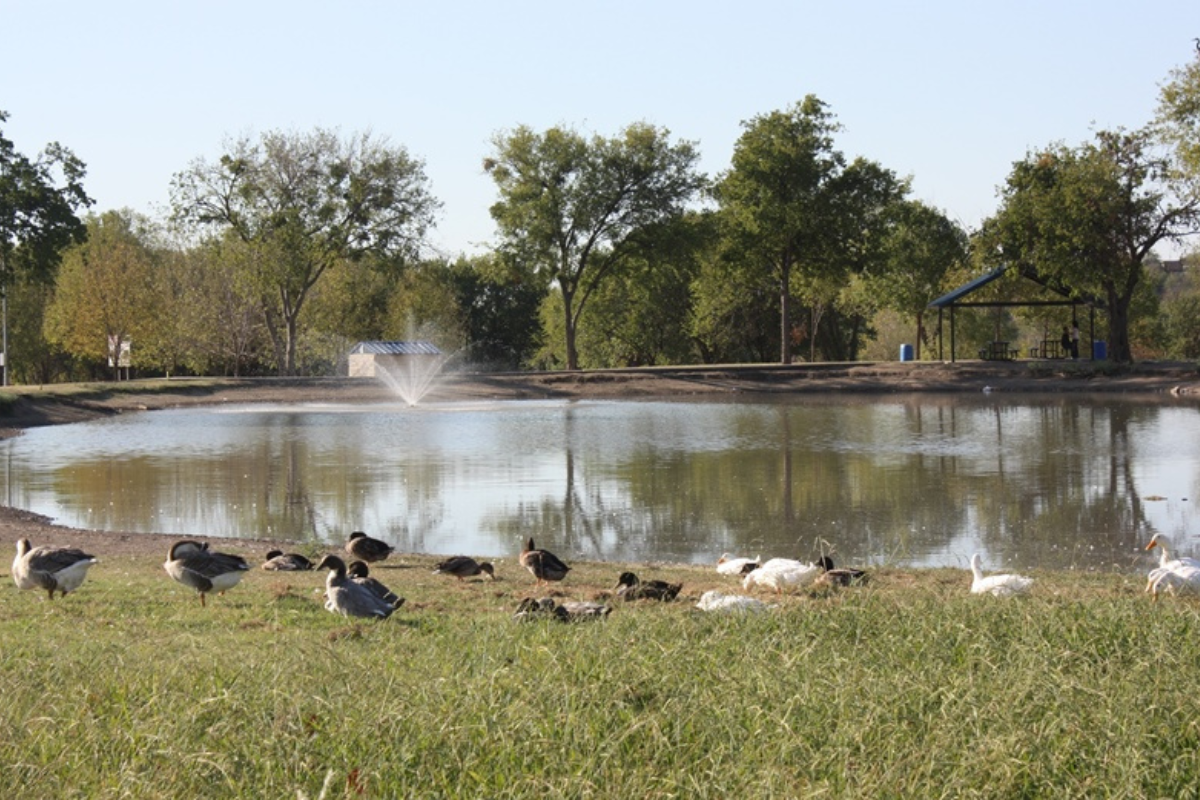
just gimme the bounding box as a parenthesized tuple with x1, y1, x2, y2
(1, 394, 1198, 573)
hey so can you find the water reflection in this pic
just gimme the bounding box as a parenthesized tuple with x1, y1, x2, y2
(2, 396, 1198, 572)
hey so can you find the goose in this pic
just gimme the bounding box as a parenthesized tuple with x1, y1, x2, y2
(261, 550, 315, 571)
(432, 556, 496, 581)
(345, 531, 393, 564)
(163, 540, 250, 606)
(742, 557, 822, 594)
(345, 560, 405, 609)
(813, 555, 868, 587)
(969, 553, 1033, 597)
(316, 555, 402, 619)
(614, 571, 681, 601)
(695, 590, 768, 613)
(716, 554, 760, 576)
(1144, 534, 1200, 599)
(518, 538, 570, 586)
(12, 538, 99, 600)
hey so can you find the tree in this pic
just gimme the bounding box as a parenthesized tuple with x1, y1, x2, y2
(0, 110, 91, 383)
(714, 97, 905, 363)
(983, 129, 1200, 363)
(485, 122, 705, 370)
(1156, 44, 1200, 178)
(869, 200, 968, 358)
(44, 210, 164, 376)
(171, 128, 439, 375)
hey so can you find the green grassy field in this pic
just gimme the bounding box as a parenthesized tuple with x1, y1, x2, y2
(2, 552, 1197, 799)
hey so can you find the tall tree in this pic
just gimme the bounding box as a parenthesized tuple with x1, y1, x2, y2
(1156, 43, 1200, 178)
(984, 128, 1200, 363)
(870, 200, 968, 358)
(485, 122, 705, 370)
(0, 110, 91, 383)
(44, 210, 163, 376)
(714, 97, 904, 363)
(170, 128, 439, 375)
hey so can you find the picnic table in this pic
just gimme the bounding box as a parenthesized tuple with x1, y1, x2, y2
(978, 341, 1016, 361)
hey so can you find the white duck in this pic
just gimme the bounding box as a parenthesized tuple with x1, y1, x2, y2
(969, 553, 1033, 597)
(716, 553, 761, 576)
(12, 538, 99, 600)
(695, 590, 768, 613)
(742, 557, 822, 594)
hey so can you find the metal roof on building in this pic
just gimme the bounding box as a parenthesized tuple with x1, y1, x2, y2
(927, 267, 1009, 309)
(350, 341, 442, 355)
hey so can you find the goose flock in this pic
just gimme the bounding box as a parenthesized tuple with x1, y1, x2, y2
(12, 530, 1200, 618)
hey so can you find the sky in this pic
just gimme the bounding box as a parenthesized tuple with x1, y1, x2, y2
(3, 0, 1197, 259)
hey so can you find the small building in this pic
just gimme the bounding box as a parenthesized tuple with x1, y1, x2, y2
(348, 341, 443, 378)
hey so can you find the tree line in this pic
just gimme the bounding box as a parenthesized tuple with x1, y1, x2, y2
(2, 48, 1200, 382)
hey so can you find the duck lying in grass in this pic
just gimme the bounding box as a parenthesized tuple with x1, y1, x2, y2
(12, 538, 99, 600)
(345, 531, 393, 564)
(742, 558, 822, 594)
(614, 571, 682, 601)
(969, 553, 1033, 597)
(695, 590, 768, 613)
(317, 555, 403, 619)
(346, 560, 405, 609)
(519, 538, 571, 586)
(813, 556, 868, 587)
(163, 540, 250, 607)
(432, 556, 496, 581)
(716, 554, 760, 575)
(513, 597, 611, 622)
(261, 550, 315, 571)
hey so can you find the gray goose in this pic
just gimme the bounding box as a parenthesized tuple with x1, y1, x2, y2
(163, 540, 250, 606)
(12, 538, 99, 600)
(317, 555, 402, 619)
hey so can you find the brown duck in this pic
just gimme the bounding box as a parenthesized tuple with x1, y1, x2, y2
(518, 538, 570, 586)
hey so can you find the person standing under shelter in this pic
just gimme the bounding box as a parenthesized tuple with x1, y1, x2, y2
(1070, 322, 1080, 359)
(1061, 326, 1071, 359)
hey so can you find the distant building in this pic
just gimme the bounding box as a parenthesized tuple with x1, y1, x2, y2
(1161, 259, 1185, 274)
(348, 341, 443, 378)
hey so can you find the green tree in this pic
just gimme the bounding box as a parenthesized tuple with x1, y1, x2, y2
(0, 110, 91, 383)
(44, 211, 164, 377)
(170, 128, 439, 375)
(714, 97, 905, 363)
(485, 122, 705, 370)
(983, 129, 1200, 363)
(1157, 44, 1200, 178)
(869, 200, 968, 359)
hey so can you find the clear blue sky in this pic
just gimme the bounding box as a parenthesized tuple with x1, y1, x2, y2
(3, 0, 1196, 258)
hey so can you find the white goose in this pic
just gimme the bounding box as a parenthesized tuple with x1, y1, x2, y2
(716, 553, 760, 576)
(969, 553, 1033, 597)
(742, 557, 822, 594)
(695, 590, 769, 613)
(1144, 534, 1200, 599)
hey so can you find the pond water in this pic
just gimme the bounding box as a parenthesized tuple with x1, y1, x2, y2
(2, 395, 1198, 573)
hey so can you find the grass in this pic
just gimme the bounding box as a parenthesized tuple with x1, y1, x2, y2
(2, 553, 1198, 798)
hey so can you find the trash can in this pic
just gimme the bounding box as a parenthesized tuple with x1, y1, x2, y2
(899, 344, 914, 362)
(1093, 341, 1107, 360)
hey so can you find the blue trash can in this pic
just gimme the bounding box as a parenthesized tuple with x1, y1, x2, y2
(899, 344, 914, 362)
(1093, 341, 1107, 360)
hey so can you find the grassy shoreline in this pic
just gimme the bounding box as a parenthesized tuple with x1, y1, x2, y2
(3, 547, 1195, 798)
